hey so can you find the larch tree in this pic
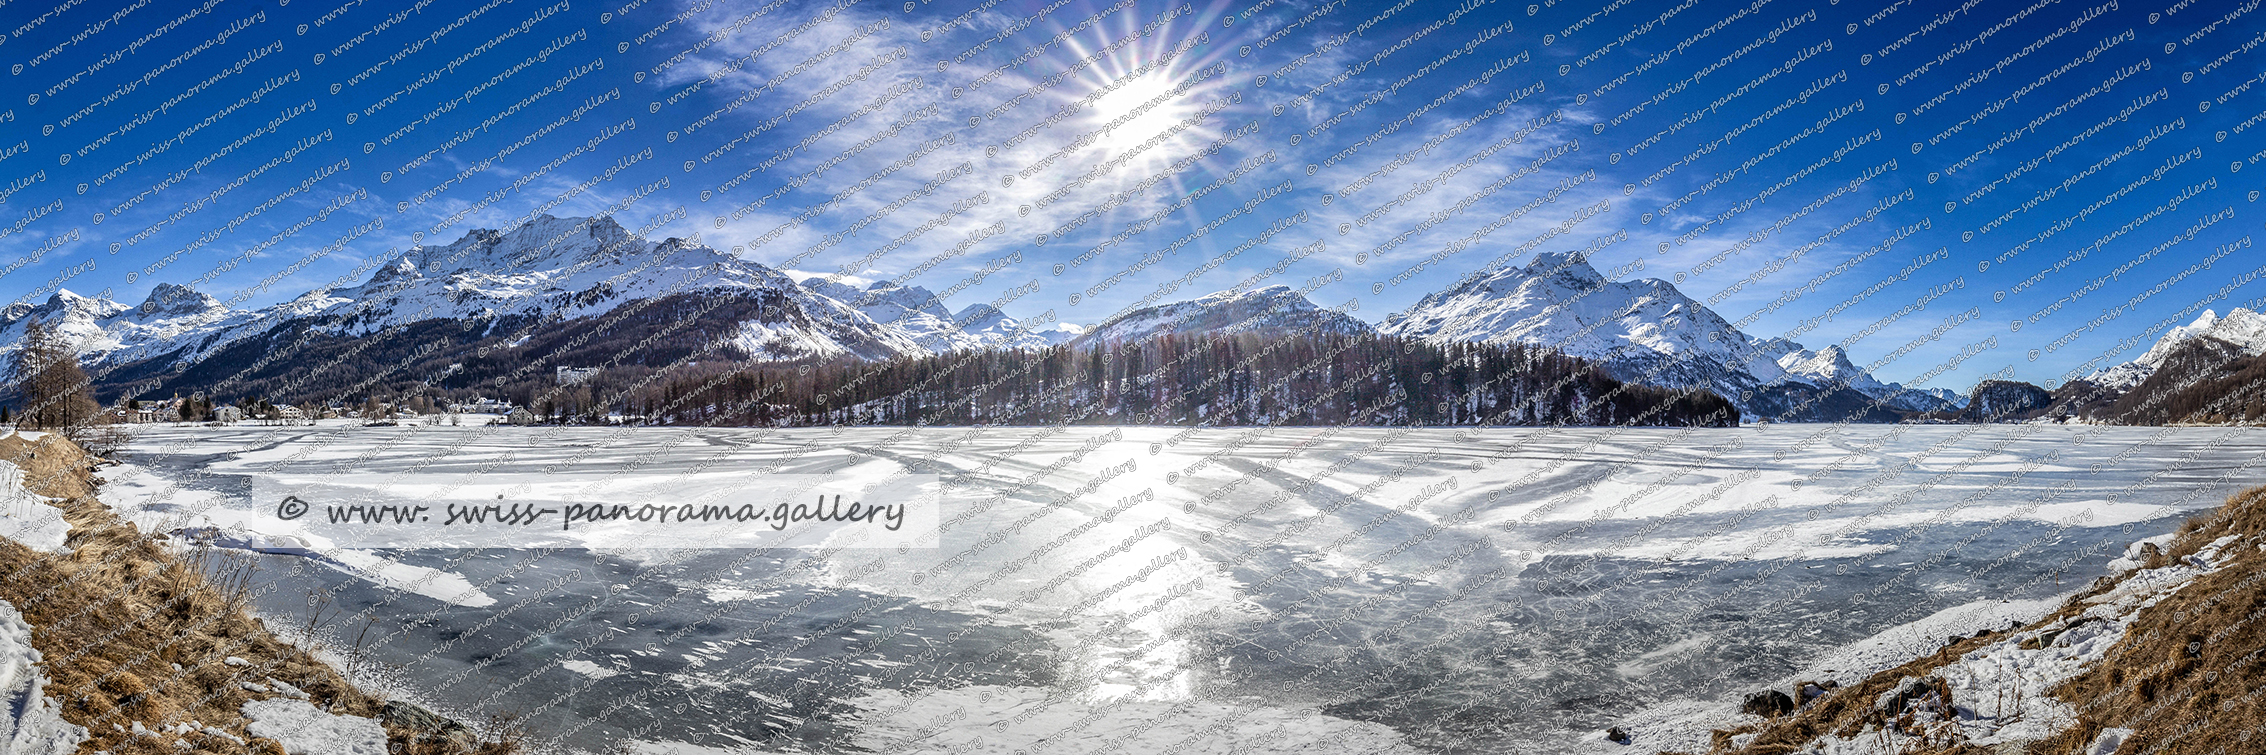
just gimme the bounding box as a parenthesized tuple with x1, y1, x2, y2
(10, 320, 98, 431)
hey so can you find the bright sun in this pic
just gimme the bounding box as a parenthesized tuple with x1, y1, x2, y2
(1089, 71, 1190, 138)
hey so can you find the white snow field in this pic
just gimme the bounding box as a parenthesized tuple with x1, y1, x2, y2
(98, 422, 2266, 753)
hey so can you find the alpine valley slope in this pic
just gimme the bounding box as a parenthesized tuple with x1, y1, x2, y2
(2016, 307, 2266, 425)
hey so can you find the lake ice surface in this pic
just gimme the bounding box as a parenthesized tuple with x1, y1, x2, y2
(98, 422, 2266, 753)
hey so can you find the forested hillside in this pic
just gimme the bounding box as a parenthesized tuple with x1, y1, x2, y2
(615, 332, 1741, 428)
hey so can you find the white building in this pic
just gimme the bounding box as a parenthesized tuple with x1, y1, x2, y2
(212, 406, 244, 423)
(449, 397, 514, 414)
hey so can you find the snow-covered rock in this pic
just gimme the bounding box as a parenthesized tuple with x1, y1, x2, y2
(2084, 727, 2134, 755)
(0, 600, 88, 755)
(242, 698, 386, 755)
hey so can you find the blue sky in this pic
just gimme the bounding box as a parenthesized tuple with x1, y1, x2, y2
(0, 0, 2260, 393)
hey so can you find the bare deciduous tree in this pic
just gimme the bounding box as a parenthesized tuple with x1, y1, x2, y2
(10, 320, 122, 456)
(11, 320, 98, 431)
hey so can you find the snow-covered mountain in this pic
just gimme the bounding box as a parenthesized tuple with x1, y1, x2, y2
(798, 278, 1079, 351)
(1773, 344, 1949, 413)
(309, 214, 926, 360)
(0, 284, 268, 369)
(1070, 285, 1371, 346)
(1379, 252, 1951, 418)
(2088, 308, 2266, 390)
(3, 215, 951, 399)
(949, 302, 1084, 347)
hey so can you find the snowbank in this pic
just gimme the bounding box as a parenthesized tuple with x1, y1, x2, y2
(0, 600, 88, 755)
(242, 698, 387, 755)
(0, 461, 70, 552)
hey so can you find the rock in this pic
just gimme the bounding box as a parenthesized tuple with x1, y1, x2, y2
(381, 701, 480, 752)
(1795, 680, 1836, 705)
(1959, 380, 2054, 422)
(380, 701, 449, 731)
(1881, 676, 1954, 734)
(1605, 726, 1632, 745)
(1742, 689, 1796, 717)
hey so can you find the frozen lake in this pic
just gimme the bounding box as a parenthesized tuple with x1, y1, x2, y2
(100, 423, 2266, 753)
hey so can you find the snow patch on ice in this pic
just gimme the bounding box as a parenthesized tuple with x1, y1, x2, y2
(327, 550, 497, 608)
(559, 659, 620, 679)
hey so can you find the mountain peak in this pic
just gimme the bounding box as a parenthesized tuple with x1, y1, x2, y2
(134, 283, 224, 318)
(1527, 250, 1604, 286)
(1192, 284, 1303, 308)
(395, 214, 650, 280)
(1075, 286, 1369, 346)
(41, 288, 126, 316)
(954, 302, 1009, 330)
(1778, 345, 1873, 388)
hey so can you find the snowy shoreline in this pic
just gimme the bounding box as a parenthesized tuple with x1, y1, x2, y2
(1598, 486, 2266, 755)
